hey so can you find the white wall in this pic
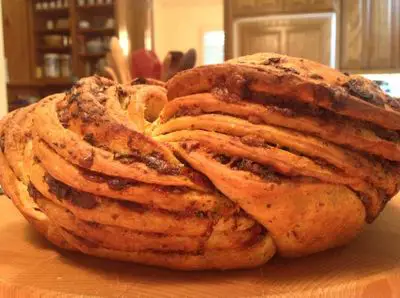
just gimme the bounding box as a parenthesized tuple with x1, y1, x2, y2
(362, 73, 400, 97)
(153, 0, 223, 65)
(0, 1, 7, 117)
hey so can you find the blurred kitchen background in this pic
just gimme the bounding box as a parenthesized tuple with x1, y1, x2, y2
(0, 0, 399, 116)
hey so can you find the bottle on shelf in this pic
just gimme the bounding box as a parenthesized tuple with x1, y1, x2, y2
(60, 54, 72, 77)
(46, 20, 54, 30)
(44, 53, 61, 78)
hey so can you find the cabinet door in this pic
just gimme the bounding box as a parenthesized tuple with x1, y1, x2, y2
(235, 14, 333, 66)
(283, 0, 334, 12)
(230, 0, 333, 17)
(394, 0, 400, 68)
(340, 0, 400, 71)
(231, 0, 284, 17)
(368, 0, 392, 69)
(2, 0, 32, 83)
(340, 0, 365, 69)
(238, 22, 283, 55)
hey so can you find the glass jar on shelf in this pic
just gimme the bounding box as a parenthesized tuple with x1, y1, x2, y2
(44, 53, 61, 78)
(60, 54, 72, 77)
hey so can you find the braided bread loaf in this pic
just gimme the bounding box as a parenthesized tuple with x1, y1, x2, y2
(1, 53, 399, 270)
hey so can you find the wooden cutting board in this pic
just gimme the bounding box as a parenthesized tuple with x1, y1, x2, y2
(1, 195, 400, 298)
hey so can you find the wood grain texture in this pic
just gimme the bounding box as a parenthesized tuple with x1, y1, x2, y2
(231, 0, 283, 17)
(225, 0, 338, 63)
(340, 0, 365, 69)
(283, 0, 334, 12)
(69, 0, 79, 78)
(392, 0, 400, 68)
(2, 0, 32, 83)
(368, 0, 392, 69)
(238, 22, 282, 56)
(237, 16, 332, 65)
(230, 0, 333, 17)
(340, 0, 400, 71)
(224, 0, 234, 60)
(1, 194, 400, 297)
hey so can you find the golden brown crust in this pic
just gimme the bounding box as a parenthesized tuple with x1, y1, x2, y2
(152, 114, 397, 195)
(130, 77, 166, 88)
(1, 53, 399, 270)
(154, 130, 384, 219)
(33, 95, 206, 189)
(59, 228, 276, 271)
(29, 140, 260, 240)
(34, 137, 230, 213)
(35, 196, 263, 253)
(167, 53, 400, 130)
(0, 107, 73, 251)
(171, 142, 366, 256)
(159, 93, 400, 161)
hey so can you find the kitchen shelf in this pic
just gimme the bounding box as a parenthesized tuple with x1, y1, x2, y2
(8, 78, 74, 87)
(37, 46, 71, 53)
(36, 29, 71, 35)
(36, 78, 74, 86)
(34, 7, 69, 17)
(79, 53, 107, 59)
(27, 0, 117, 93)
(77, 3, 114, 12)
(78, 28, 116, 36)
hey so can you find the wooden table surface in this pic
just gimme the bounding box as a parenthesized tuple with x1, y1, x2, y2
(1, 194, 400, 298)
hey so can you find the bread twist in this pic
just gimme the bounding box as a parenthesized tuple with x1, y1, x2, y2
(1, 53, 399, 270)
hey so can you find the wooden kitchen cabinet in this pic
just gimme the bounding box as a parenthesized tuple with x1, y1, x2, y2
(2, 0, 33, 83)
(230, 0, 334, 17)
(224, 0, 339, 64)
(231, 0, 284, 17)
(225, 0, 400, 73)
(340, 0, 400, 73)
(236, 14, 333, 65)
(283, 0, 334, 12)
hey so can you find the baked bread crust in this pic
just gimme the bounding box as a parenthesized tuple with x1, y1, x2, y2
(0, 53, 399, 270)
(0, 75, 275, 270)
(167, 53, 400, 130)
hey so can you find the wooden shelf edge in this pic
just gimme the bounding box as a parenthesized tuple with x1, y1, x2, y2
(77, 3, 114, 10)
(38, 78, 74, 85)
(37, 46, 72, 53)
(34, 7, 69, 13)
(78, 28, 116, 35)
(79, 53, 107, 58)
(8, 79, 74, 88)
(36, 29, 71, 35)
